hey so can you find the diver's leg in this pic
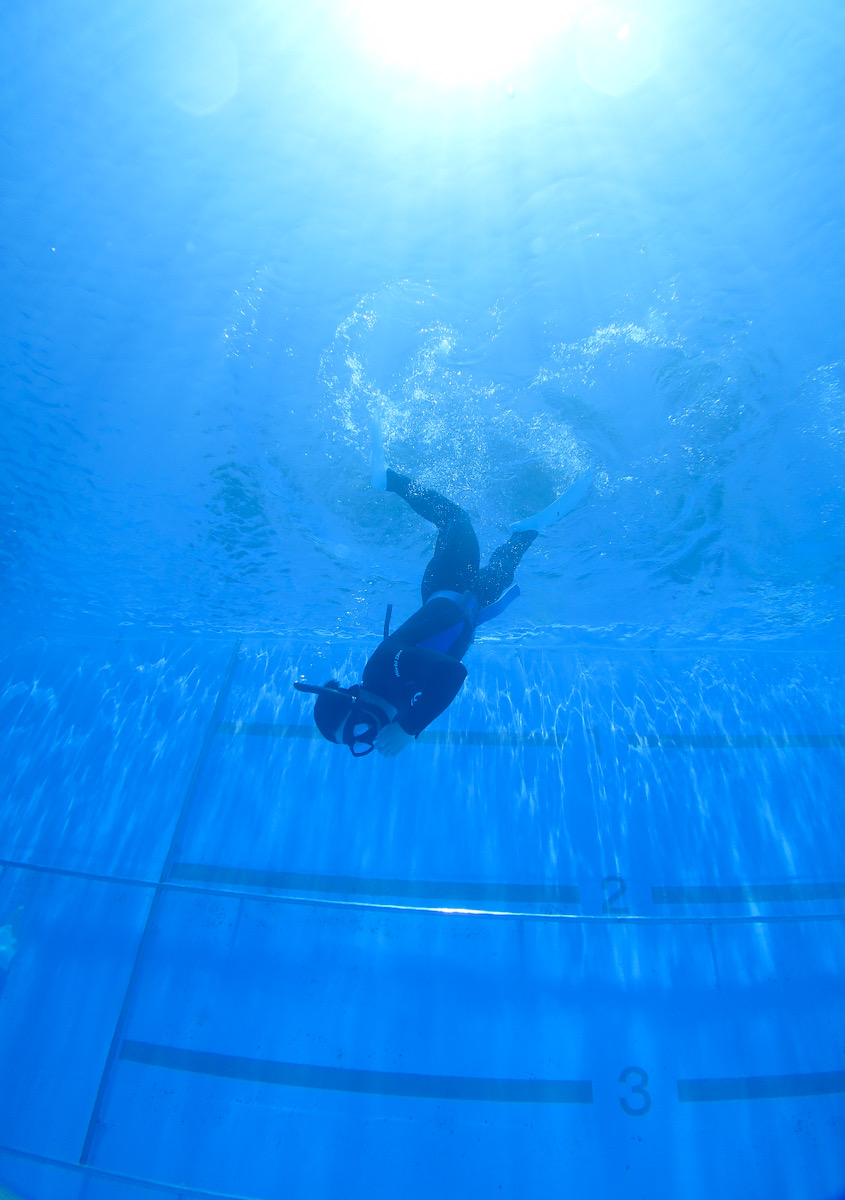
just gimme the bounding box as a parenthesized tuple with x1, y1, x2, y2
(386, 469, 468, 529)
(475, 531, 537, 607)
(385, 470, 480, 601)
(373, 415, 467, 528)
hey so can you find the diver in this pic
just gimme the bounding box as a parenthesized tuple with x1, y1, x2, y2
(295, 427, 593, 757)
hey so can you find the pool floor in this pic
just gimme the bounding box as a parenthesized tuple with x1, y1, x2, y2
(0, 636, 843, 1199)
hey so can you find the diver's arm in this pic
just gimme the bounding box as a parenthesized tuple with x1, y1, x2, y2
(393, 646, 467, 736)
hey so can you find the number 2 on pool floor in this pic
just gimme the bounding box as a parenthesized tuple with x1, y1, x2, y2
(602, 875, 630, 913)
(619, 1066, 651, 1115)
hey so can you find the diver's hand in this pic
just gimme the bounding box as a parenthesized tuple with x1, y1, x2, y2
(374, 721, 413, 757)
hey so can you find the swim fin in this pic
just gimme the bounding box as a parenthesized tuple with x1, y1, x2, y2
(370, 412, 387, 490)
(510, 467, 595, 533)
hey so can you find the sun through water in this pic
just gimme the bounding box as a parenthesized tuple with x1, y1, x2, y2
(346, 0, 661, 93)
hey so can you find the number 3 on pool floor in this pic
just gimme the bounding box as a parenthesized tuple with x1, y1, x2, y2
(619, 1066, 651, 1115)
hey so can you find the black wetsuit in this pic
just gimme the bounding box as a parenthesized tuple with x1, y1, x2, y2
(361, 470, 536, 737)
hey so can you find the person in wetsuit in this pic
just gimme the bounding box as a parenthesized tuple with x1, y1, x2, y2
(295, 467, 538, 757)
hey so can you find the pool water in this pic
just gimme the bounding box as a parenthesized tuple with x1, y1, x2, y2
(1, 0, 844, 1196)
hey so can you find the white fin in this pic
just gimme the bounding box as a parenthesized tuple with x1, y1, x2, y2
(370, 412, 387, 489)
(510, 468, 595, 533)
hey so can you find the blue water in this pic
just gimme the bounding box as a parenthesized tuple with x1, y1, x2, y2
(2, 0, 845, 1197)
(3, 0, 844, 644)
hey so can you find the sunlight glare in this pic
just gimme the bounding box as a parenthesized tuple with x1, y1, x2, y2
(349, 0, 586, 87)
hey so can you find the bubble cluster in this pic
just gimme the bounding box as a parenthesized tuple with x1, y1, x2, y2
(319, 281, 591, 526)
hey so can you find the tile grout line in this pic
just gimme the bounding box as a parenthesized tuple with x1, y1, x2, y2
(78, 638, 242, 1167)
(1, 1141, 256, 1200)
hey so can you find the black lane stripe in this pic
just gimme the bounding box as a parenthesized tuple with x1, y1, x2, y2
(170, 862, 580, 905)
(654, 883, 845, 904)
(678, 1071, 845, 1102)
(8, 856, 845, 924)
(630, 734, 845, 750)
(219, 722, 318, 739)
(217, 721, 562, 747)
(121, 1041, 593, 1104)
